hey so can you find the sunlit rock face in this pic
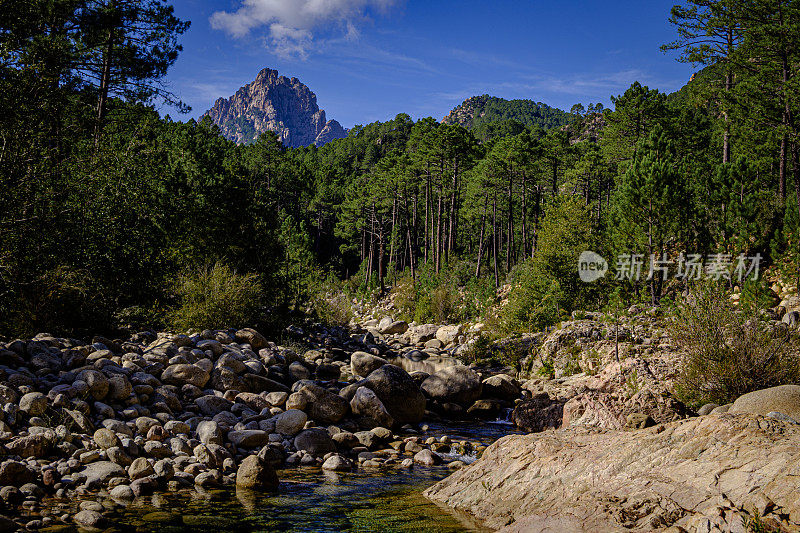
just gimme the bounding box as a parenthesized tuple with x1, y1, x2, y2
(203, 68, 347, 147)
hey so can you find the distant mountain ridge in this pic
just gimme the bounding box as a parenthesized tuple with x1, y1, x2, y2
(202, 68, 348, 148)
(442, 95, 572, 131)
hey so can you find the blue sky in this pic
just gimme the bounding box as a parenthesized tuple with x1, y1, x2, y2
(163, 0, 697, 128)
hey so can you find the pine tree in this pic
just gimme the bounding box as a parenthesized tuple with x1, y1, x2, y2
(611, 125, 686, 304)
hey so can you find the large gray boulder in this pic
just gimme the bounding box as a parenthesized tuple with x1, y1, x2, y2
(408, 324, 439, 344)
(236, 455, 278, 490)
(562, 389, 688, 431)
(782, 311, 799, 328)
(0, 460, 35, 485)
(106, 374, 132, 401)
(350, 351, 389, 378)
(242, 374, 290, 394)
(321, 454, 351, 471)
(482, 374, 520, 402)
(295, 384, 349, 424)
(294, 429, 336, 456)
(350, 386, 394, 428)
(424, 414, 800, 532)
(228, 430, 270, 448)
(730, 384, 800, 421)
(78, 461, 126, 486)
(6, 433, 53, 458)
(74, 510, 105, 528)
(513, 394, 565, 432)
(234, 328, 269, 350)
(76, 369, 109, 400)
(195, 395, 233, 416)
(19, 392, 47, 416)
(275, 409, 307, 435)
(421, 365, 483, 406)
(435, 324, 462, 345)
(196, 421, 223, 446)
(93, 428, 121, 450)
(380, 320, 409, 335)
(161, 364, 210, 388)
(362, 364, 426, 425)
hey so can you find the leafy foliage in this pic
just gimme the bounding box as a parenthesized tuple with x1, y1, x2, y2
(444, 95, 572, 134)
(501, 196, 594, 333)
(394, 259, 495, 324)
(2, 0, 800, 343)
(671, 284, 800, 407)
(170, 263, 264, 331)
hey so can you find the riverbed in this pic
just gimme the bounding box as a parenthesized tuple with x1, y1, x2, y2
(54, 422, 517, 532)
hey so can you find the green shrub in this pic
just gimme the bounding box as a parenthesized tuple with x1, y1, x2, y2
(501, 262, 564, 333)
(462, 333, 495, 365)
(740, 279, 779, 314)
(426, 285, 459, 323)
(309, 277, 354, 327)
(463, 333, 533, 370)
(563, 358, 582, 377)
(170, 262, 263, 331)
(393, 258, 493, 324)
(563, 346, 583, 376)
(463, 273, 497, 318)
(113, 305, 165, 332)
(500, 195, 596, 334)
(625, 368, 643, 397)
(672, 283, 800, 407)
(538, 358, 555, 378)
(745, 508, 777, 533)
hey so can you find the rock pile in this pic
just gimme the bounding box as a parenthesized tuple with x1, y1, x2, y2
(0, 321, 525, 529)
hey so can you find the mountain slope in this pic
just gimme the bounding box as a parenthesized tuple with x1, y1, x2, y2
(442, 95, 572, 131)
(667, 64, 722, 106)
(203, 68, 347, 147)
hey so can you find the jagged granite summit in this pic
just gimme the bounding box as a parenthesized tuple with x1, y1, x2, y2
(202, 68, 347, 147)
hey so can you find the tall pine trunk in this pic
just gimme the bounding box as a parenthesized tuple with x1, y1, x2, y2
(436, 179, 442, 273)
(475, 194, 488, 277)
(447, 157, 458, 255)
(492, 194, 499, 288)
(506, 168, 513, 270)
(94, 26, 115, 147)
(521, 171, 528, 258)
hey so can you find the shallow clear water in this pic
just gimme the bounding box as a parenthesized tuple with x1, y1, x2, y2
(108, 466, 489, 532)
(101, 423, 517, 533)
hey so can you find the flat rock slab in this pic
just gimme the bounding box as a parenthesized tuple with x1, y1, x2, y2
(424, 413, 800, 532)
(78, 461, 127, 485)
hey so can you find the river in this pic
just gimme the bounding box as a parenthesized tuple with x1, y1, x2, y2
(79, 421, 518, 532)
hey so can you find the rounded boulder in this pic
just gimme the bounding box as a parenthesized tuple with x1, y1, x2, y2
(294, 429, 335, 456)
(421, 365, 483, 406)
(730, 385, 800, 421)
(351, 352, 389, 379)
(362, 364, 426, 425)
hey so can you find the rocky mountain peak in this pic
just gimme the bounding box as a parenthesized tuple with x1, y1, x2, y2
(441, 94, 572, 132)
(202, 67, 347, 148)
(441, 95, 493, 128)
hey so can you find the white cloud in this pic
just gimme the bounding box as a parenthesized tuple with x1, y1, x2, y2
(210, 0, 399, 59)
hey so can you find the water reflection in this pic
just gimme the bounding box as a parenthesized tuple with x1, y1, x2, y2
(104, 465, 491, 532)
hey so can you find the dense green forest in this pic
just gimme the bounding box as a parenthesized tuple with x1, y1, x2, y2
(1, 0, 800, 337)
(441, 94, 574, 140)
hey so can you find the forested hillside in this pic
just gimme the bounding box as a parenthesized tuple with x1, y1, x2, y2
(1, 0, 799, 339)
(441, 95, 573, 140)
